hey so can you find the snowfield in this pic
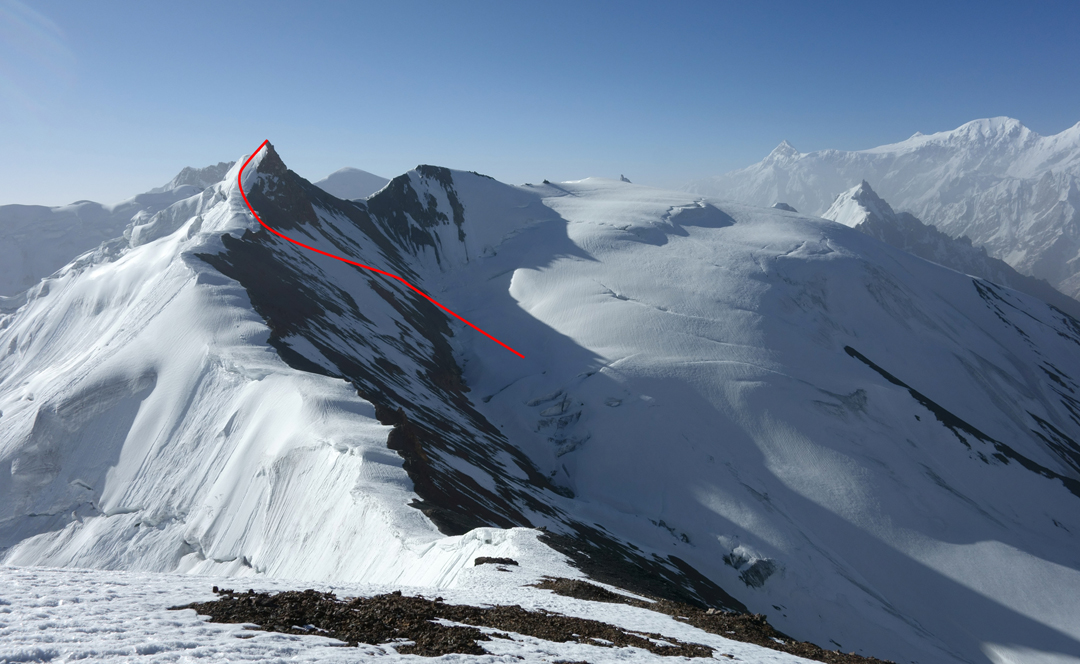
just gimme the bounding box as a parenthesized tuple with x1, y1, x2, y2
(2, 143, 1080, 663)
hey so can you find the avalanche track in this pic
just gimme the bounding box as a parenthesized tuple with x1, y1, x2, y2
(237, 140, 523, 358)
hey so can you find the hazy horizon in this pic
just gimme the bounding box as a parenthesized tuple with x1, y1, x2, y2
(3, 0, 1079, 206)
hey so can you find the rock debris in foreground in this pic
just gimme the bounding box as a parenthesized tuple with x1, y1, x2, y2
(172, 586, 712, 657)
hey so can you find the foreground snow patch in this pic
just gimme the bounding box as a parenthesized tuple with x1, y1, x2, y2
(0, 564, 815, 663)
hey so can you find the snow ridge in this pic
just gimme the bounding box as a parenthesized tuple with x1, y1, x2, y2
(0, 149, 533, 588)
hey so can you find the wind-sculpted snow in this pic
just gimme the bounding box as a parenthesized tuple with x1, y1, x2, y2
(686, 117, 1080, 300)
(3, 145, 1080, 663)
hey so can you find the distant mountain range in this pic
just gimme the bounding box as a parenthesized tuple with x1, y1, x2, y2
(686, 117, 1080, 298)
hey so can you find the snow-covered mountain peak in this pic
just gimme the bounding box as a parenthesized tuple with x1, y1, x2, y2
(245, 140, 285, 181)
(848, 179, 876, 198)
(361, 164, 560, 273)
(122, 146, 273, 249)
(859, 116, 1036, 161)
(764, 139, 801, 163)
(956, 115, 1028, 139)
(1, 141, 543, 592)
(823, 180, 897, 228)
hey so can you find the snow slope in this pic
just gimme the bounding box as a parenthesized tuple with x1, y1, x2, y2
(822, 180, 1080, 319)
(0, 162, 235, 301)
(684, 117, 1080, 298)
(315, 166, 390, 200)
(3, 146, 1080, 663)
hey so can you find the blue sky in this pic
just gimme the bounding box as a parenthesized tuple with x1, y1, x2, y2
(2, 0, 1078, 205)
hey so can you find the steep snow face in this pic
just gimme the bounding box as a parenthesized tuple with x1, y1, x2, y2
(0, 162, 235, 301)
(822, 181, 1080, 318)
(314, 167, 390, 200)
(685, 117, 1080, 298)
(4, 148, 1080, 663)
(821, 181, 896, 229)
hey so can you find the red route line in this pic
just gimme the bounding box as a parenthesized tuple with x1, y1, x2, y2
(238, 139, 523, 358)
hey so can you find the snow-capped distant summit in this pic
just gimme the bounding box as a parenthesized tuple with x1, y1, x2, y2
(150, 161, 234, 193)
(823, 180, 1080, 318)
(949, 115, 1027, 140)
(685, 116, 1080, 299)
(764, 139, 800, 163)
(314, 167, 390, 200)
(823, 180, 892, 228)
